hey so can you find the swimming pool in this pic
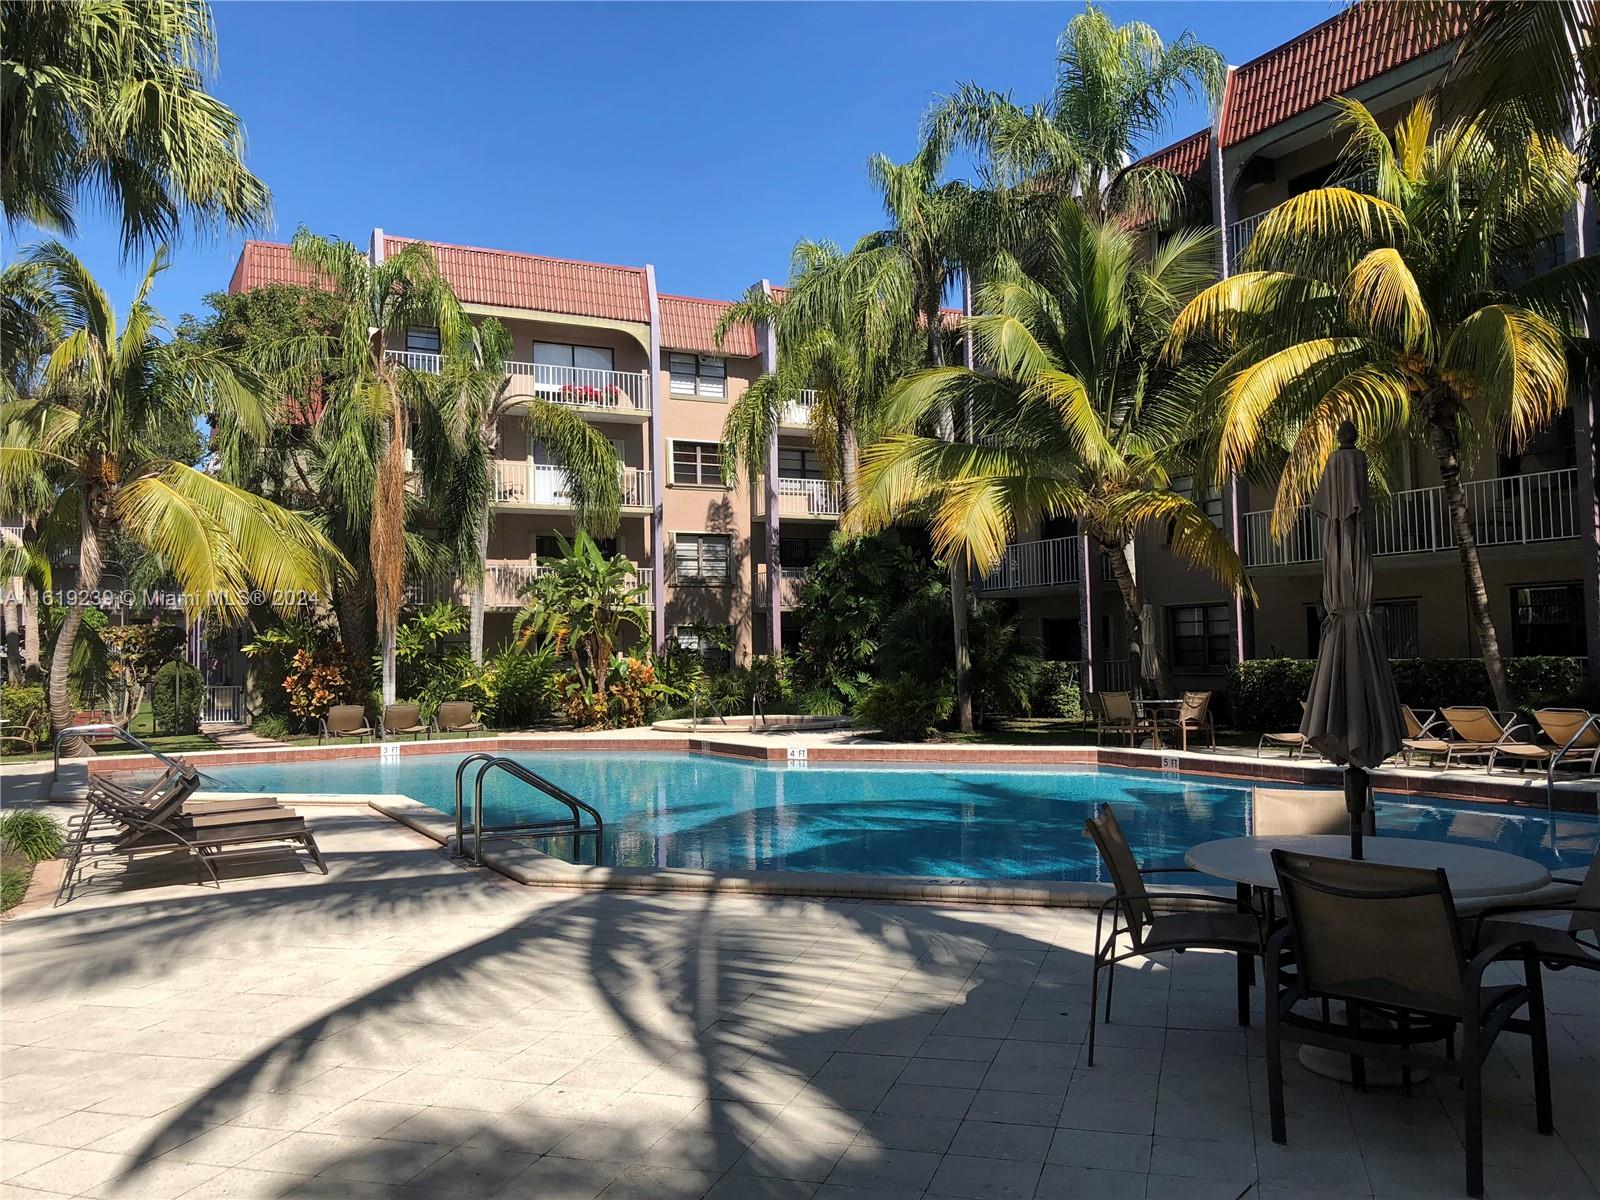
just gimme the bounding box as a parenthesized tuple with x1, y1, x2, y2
(212, 752, 1598, 882)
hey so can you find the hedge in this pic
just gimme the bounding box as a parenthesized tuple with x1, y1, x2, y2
(1224, 656, 1593, 732)
(151, 660, 204, 734)
(1030, 661, 1083, 720)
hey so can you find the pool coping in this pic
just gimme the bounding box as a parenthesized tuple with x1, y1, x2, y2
(77, 731, 1600, 814)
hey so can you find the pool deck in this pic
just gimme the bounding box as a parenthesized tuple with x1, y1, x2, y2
(2, 805, 1595, 1200)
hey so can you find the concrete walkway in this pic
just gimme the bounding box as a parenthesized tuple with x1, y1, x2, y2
(1, 807, 1594, 1199)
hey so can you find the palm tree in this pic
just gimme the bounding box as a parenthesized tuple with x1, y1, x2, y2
(1, 0, 271, 247)
(415, 317, 623, 663)
(1169, 98, 1593, 710)
(924, 3, 1224, 220)
(849, 201, 1249, 699)
(0, 243, 341, 751)
(287, 230, 464, 705)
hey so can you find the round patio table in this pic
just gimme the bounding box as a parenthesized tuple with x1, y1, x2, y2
(1184, 834, 1551, 900)
(1185, 834, 1551, 1086)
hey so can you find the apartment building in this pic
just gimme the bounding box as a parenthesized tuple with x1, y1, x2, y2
(982, 3, 1600, 690)
(228, 237, 839, 663)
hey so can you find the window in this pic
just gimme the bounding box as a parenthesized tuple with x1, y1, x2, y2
(675, 533, 730, 584)
(671, 441, 723, 487)
(669, 352, 726, 398)
(676, 624, 732, 669)
(1511, 583, 1585, 656)
(1374, 600, 1420, 658)
(779, 535, 829, 568)
(533, 341, 614, 372)
(403, 326, 440, 360)
(777, 447, 826, 480)
(1168, 604, 1233, 671)
(1171, 476, 1225, 531)
(535, 534, 616, 560)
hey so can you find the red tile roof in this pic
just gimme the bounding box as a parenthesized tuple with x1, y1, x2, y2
(1219, 2, 1460, 147)
(383, 236, 651, 324)
(1133, 128, 1211, 179)
(660, 294, 757, 357)
(227, 241, 330, 294)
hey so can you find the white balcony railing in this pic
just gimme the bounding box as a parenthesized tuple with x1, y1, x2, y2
(1228, 209, 1271, 265)
(753, 565, 807, 610)
(758, 477, 844, 519)
(780, 390, 817, 427)
(1243, 467, 1581, 567)
(384, 350, 650, 414)
(409, 561, 655, 611)
(981, 536, 1083, 591)
(492, 462, 652, 509)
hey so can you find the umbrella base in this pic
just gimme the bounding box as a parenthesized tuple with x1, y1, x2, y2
(1297, 1004, 1430, 1087)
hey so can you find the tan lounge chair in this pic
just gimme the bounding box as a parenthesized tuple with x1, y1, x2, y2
(434, 701, 485, 735)
(1400, 706, 1450, 766)
(1439, 706, 1544, 771)
(382, 703, 429, 741)
(1527, 709, 1600, 785)
(1154, 690, 1215, 752)
(320, 704, 373, 745)
(1095, 691, 1159, 747)
(1257, 700, 1308, 759)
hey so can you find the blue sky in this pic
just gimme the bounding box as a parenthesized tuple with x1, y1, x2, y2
(9, 1, 1344, 323)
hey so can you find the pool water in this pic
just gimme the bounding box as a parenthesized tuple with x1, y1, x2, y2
(212, 752, 1598, 882)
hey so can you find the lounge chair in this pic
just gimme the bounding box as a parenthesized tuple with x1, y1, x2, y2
(1153, 690, 1215, 752)
(1525, 709, 1600, 786)
(1438, 706, 1545, 771)
(1264, 850, 1553, 1199)
(320, 704, 373, 745)
(1081, 803, 1264, 1065)
(382, 703, 429, 741)
(1399, 705, 1450, 766)
(1094, 691, 1158, 747)
(94, 764, 284, 822)
(434, 701, 485, 735)
(1257, 700, 1308, 759)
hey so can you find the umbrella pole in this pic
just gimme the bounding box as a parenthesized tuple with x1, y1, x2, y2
(1344, 765, 1368, 860)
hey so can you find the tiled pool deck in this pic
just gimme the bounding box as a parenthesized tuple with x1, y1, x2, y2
(1, 806, 1595, 1200)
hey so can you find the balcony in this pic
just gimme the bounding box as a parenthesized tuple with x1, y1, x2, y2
(755, 477, 845, 520)
(980, 536, 1083, 592)
(779, 390, 817, 429)
(1227, 208, 1271, 265)
(406, 560, 654, 610)
(384, 351, 650, 418)
(492, 462, 652, 511)
(753, 565, 807, 610)
(1242, 467, 1581, 568)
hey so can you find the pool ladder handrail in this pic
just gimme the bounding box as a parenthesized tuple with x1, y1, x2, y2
(450, 753, 603, 867)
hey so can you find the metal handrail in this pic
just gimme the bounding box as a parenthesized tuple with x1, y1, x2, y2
(451, 754, 603, 866)
(54, 723, 183, 772)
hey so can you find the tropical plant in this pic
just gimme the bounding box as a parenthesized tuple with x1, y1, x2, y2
(281, 229, 465, 705)
(282, 645, 361, 729)
(0, 0, 271, 247)
(0, 243, 342, 752)
(0, 808, 62, 862)
(924, 3, 1224, 220)
(856, 674, 954, 742)
(513, 531, 649, 714)
(1168, 97, 1593, 709)
(852, 199, 1247, 697)
(412, 316, 622, 662)
(483, 644, 557, 727)
(878, 594, 1047, 727)
(150, 659, 202, 734)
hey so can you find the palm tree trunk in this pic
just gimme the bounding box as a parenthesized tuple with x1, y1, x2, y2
(4, 594, 21, 685)
(839, 420, 860, 511)
(22, 581, 41, 676)
(1100, 536, 1173, 698)
(950, 562, 974, 732)
(469, 505, 489, 664)
(50, 499, 105, 757)
(1427, 420, 1513, 711)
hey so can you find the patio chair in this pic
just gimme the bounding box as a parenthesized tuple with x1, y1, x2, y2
(1400, 706, 1450, 766)
(1465, 854, 1598, 975)
(434, 701, 485, 735)
(1526, 709, 1600, 787)
(1252, 787, 1372, 838)
(1095, 691, 1157, 747)
(94, 764, 284, 822)
(320, 704, 373, 745)
(382, 703, 429, 741)
(1438, 706, 1545, 772)
(1264, 850, 1553, 1198)
(1082, 803, 1264, 1065)
(1154, 690, 1215, 752)
(1257, 700, 1308, 759)
(0, 710, 42, 754)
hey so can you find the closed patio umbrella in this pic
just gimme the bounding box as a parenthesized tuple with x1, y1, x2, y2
(1299, 422, 1404, 858)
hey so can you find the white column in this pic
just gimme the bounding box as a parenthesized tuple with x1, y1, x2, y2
(759, 279, 782, 654)
(645, 265, 667, 650)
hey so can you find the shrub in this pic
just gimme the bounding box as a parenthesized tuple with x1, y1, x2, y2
(793, 687, 846, 717)
(0, 684, 47, 749)
(151, 660, 203, 734)
(1224, 658, 1316, 731)
(0, 866, 27, 912)
(0, 810, 63, 862)
(282, 646, 363, 730)
(1031, 661, 1082, 720)
(856, 674, 954, 742)
(487, 647, 556, 727)
(250, 714, 292, 740)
